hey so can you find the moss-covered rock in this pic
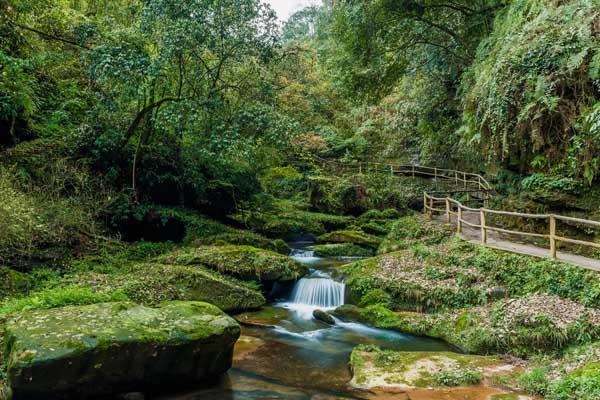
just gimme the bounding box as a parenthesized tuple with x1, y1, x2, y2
(309, 243, 373, 258)
(158, 245, 308, 283)
(0, 267, 31, 300)
(342, 249, 487, 312)
(317, 230, 382, 249)
(5, 301, 240, 398)
(334, 296, 600, 357)
(67, 263, 266, 313)
(350, 345, 510, 389)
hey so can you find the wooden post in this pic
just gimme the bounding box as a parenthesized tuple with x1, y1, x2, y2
(423, 193, 427, 214)
(455, 171, 458, 184)
(429, 197, 433, 217)
(446, 198, 451, 223)
(463, 172, 467, 189)
(434, 167, 438, 181)
(480, 209, 487, 244)
(457, 206, 462, 234)
(359, 163, 362, 174)
(412, 165, 415, 178)
(549, 215, 557, 259)
(390, 164, 393, 176)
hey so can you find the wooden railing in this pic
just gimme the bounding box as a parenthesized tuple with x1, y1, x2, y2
(311, 156, 492, 192)
(424, 193, 600, 260)
(310, 156, 600, 265)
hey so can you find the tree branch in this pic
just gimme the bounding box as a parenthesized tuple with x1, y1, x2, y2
(11, 22, 90, 50)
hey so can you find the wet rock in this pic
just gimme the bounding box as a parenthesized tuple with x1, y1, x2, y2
(313, 309, 335, 325)
(350, 346, 514, 390)
(236, 306, 290, 327)
(5, 301, 240, 399)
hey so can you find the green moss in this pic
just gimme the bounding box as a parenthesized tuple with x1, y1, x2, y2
(236, 206, 352, 240)
(309, 243, 373, 258)
(317, 230, 382, 249)
(342, 251, 486, 312)
(432, 369, 482, 386)
(333, 302, 600, 358)
(359, 288, 392, 308)
(350, 345, 502, 389)
(0, 286, 129, 317)
(158, 245, 308, 282)
(4, 301, 240, 397)
(259, 166, 305, 198)
(547, 362, 600, 400)
(89, 263, 264, 312)
(377, 214, 452, 255)
(0, 267, 31, 300)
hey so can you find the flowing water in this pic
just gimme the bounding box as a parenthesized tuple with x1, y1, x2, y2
(156, 243, 486, 399)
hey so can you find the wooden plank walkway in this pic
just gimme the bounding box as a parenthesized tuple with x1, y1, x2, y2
(310, 156, 600, 272)
(432, 212, 600, 272)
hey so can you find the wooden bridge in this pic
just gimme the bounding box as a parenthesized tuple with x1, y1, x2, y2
(313, 157, 600, 272)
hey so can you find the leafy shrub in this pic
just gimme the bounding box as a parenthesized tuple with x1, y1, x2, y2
(0, 168, 99, 262)
(433, 369, 482, 386)
(259, 166, 305, 198)
(359, 288, 392, 308)
(521, 174, 582, 195)
(548, 362, 600, 400)
(462, 0, 600, 181)
(378, 214, 452, 254)
(518, 367, 550, 396)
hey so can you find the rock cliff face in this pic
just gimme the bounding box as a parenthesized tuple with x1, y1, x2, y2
(5, 301, 240, 399)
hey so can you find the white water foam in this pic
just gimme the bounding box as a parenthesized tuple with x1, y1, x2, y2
(290, 277, 345, 308)
(288, 248, 321, 264)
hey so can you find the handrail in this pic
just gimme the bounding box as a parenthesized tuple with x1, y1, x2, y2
(423, 192, 600, 263)
(311, 156, 492, 192)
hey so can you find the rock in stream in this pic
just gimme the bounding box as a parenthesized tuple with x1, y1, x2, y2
(4, 301, 240, 399)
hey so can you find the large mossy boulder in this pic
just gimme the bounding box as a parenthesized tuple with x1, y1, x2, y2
(68, 263, 266, 312)
(317, 230, 382, 249)
(5, 301, 240, 399)
(158, 245, 308, 283)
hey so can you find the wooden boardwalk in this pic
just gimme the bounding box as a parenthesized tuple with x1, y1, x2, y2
(310, 156, 600, 272)
(433, 212, 600, 272)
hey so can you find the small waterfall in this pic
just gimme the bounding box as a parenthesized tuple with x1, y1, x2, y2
(289, 248, 315, 258)
(289, 278, 345, 308)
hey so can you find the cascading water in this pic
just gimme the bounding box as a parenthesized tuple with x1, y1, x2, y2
(289, 248, 315, 258)
(289, 277, 345, 309)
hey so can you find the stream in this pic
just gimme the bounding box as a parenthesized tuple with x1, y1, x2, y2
(157, 243, 454, 399)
